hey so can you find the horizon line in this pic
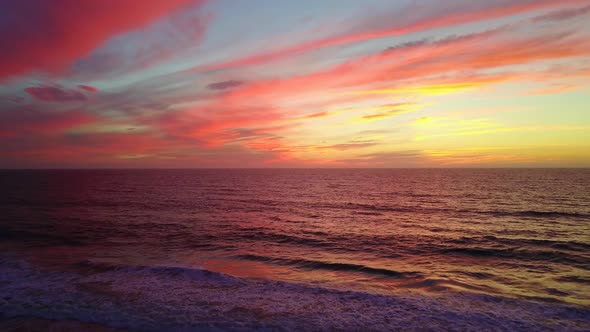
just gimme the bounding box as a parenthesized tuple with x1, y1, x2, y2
(1, 167, 589, 171)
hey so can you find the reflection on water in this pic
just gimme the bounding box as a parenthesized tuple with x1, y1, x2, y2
(1, 169, 589, 306)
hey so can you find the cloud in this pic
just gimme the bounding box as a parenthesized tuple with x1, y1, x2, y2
(359, 109, 412, 122)
(339, 150, 430, 167)
(68, 4, 210, 81)
(2, 1, 589, 168)
(24, 85, 96, 102)
(302, 111, 329, 120)
(0, 106, 98, 135)
(191, 0, 584, 72)
(207, 80, 244, 90)
(149, 101, 288, 148)
(216, 23, 589, 111)
(78, 85, 98, 93)
(126, 18, 588, 164)
(524, 83, 583, 96)
(532, 4, 590, 22)
(0, 96, 25, 104)
(415, 125, 590, 141)
(0, 0, 201, 80)
(319, 142, 378, 151)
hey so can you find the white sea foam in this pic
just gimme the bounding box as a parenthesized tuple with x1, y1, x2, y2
(1, 256, 589, 331)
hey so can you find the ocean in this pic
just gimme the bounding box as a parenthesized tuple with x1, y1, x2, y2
(1, 169, 589, 331)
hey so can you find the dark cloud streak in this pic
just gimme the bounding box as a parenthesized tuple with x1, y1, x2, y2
(24, 85, 97, 102)
(207, 80, 244, 90)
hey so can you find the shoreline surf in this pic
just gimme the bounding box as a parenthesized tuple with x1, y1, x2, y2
(1, 255, 589, 331)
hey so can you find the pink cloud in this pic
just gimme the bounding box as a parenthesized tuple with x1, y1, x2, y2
(78, 85, 98, 93)
(213, 25, 590, 110)
(193, 0, 586, 72)
(0, 0, 202, 80)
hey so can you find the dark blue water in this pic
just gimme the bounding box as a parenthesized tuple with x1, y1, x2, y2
(1, 169, 589, 330)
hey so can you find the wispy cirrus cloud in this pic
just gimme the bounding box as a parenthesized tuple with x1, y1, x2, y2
(532, 4, 590, 22)
(191, 0, 586, 73)
(117, 11, 589, 164)
(318, 141, 379, 151)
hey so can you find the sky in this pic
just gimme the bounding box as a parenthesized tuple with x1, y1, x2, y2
(0, 0, 589, 168)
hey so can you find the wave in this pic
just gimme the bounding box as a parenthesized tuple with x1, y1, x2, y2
(400, 277, 495, 293)
(1, 256, 589, 331)
(229, 230, 381, 254)
(241, 231, 330, 247)
(439, 247, 589, 269)
(235, 254, 421, 279)
(455, 236, 590, 252)
(555, 275, 590, 285)
(488, 210, 590, 219)
(311, 202, 589, 219)
(73, 260, 243, 285)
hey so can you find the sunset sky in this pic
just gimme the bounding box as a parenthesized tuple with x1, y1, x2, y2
(1, 0, 589, 168)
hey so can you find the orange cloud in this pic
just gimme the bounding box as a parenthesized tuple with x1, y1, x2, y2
(144, 21, 590, 163)
(201, 24, 588, 129)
